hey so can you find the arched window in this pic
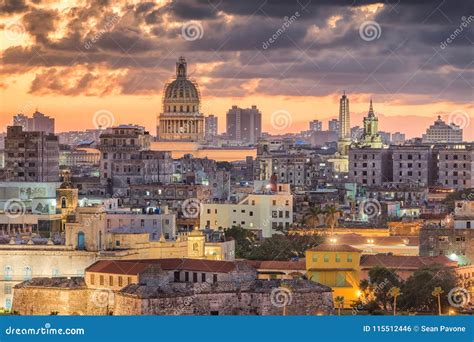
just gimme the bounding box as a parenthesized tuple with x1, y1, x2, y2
(61, 196, 67, 208)
(4, 266, 13, 281)
(24, 266, 32, 280)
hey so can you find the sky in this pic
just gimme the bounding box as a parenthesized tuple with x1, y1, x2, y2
(0, 0, 473, 139)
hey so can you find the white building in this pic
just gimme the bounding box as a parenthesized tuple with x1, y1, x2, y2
(454, 200, 474, 229)
(422, 116, 462, 143)
(200, 181, 293, 238)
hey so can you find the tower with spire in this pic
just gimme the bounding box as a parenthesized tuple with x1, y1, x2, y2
(360, 99, 383, 148)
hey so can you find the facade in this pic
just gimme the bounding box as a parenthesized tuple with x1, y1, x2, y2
(200, 181, 293, 238)
(391, 145, 437, 187)
(437, 144, 473, 189)
(12, 259, 333, 315)
(98, 125, 172, 194)
(13, 111, 55, 134)
(328, 119, 339, 133)
(4, 126, 59, 182)
(226, 105, 262, 144)
(59, 147, 100, 168)
(306, 244, 362, 308)
(391, 132, 406, 145)
(157, 57, 204, 142)
(348, 147, 392, 186)
(422, 116, 463, 143)
(204, 115, 218, 141)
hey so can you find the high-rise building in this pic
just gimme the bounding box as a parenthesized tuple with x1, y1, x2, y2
(205, 115, 218, 141)
(422, 116, 462, 143)
(13, 111, 55, 134)
(157, 57, 204, 142)
(336, 93, 351, 155)
(4, 126, 59, 182)
(226, 105, 262, 144)
(328, 119, 340, 133)
(309, 120, 322, 131)
(360, 100, 383, 148)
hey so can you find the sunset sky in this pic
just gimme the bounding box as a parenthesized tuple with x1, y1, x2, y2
(0, 0, 472, 139)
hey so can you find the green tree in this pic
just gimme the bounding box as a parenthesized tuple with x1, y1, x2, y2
(399, 265, 457, 313)
(224, 226, 257, 258)
(432, 287, 444, 316)
(388, 287, 402, 315)
(365, 266, 400, 311)
(335, 296, 345, 315)
(324, 204, 341, 235)
(304, 206, 323, 229)
(247, 234, 323, 261)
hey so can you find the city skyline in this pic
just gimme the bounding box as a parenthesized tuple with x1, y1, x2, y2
(0, 1, 472, 139)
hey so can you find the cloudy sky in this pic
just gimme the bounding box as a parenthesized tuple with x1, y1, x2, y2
(0, 0, 473, 139)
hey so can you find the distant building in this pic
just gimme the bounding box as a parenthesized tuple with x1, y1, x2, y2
(391, 132, 406, 145)
(4, 126, 59, 182)
(391, 145, 437, 187)
(328, 119, 339, 133)
(204, 115, 218, 141)
(309, 120, 322, 131)
(359, 100, 383, 149)
(379, 131, 391, 145)
(349, 147, 392, 186)
(336, 93, 351, 155)
(422, 116, 462, 143)
(437, 144, 474, 189)
(226, 105, 262, 144)
(13, 111, 55, 135)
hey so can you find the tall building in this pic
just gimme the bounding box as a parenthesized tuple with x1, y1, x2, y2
(226, 105, 262, 144)
(157, 57, 204, 142)
(328, 119, 339, 133)
(309, 120, 322, 131)
(205, 115, 218, 141)
(336, 93, 351, 155)
(360, 100, 383, 148)
(13, 111, 55, 134)
(422, 116, 462, 143)
(4, 126, 59, 182)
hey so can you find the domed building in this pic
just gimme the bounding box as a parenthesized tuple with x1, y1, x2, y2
(157, 57, 204, 141)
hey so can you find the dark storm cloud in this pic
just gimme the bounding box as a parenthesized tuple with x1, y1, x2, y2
(0, 0, 29, 15)
(1, 0, 472, 103)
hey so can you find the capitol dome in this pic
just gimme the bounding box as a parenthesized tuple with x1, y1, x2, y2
(163, 56, 200, 113)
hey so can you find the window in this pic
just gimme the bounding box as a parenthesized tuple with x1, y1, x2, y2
(109, 276, 113, 286)
(90, 274, 95, 285)
(336, 272, 346, 287)
(347, 254, 353, 262)
(185, 272, 189, 282)
(127, 277, 132, 285)
(174, 271, 180, 282)
(24, 266, 32, 280)
(193, 272, 198, 283)
(312, 254, 318, 262)
(201, 273, 206, 282)
(100, 275, 104, 285)
(335, 254, 341, 262)
(213, 274, 218, 283)
(4, 285, 12, 295)
(323, 255, 329, 263)
(118, 276, 123, 287)
(4, 266, 13, 281)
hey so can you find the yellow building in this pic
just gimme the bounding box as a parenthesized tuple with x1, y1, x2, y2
(306, 244, 362, 308)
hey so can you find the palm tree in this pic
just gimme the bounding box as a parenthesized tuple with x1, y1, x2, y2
(324, 204, 341, 236)
(335, 296, 344, 316)
(304, 206, 323, 229)
(432, 287, 444, 315)
(388, 287, 401, 316)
